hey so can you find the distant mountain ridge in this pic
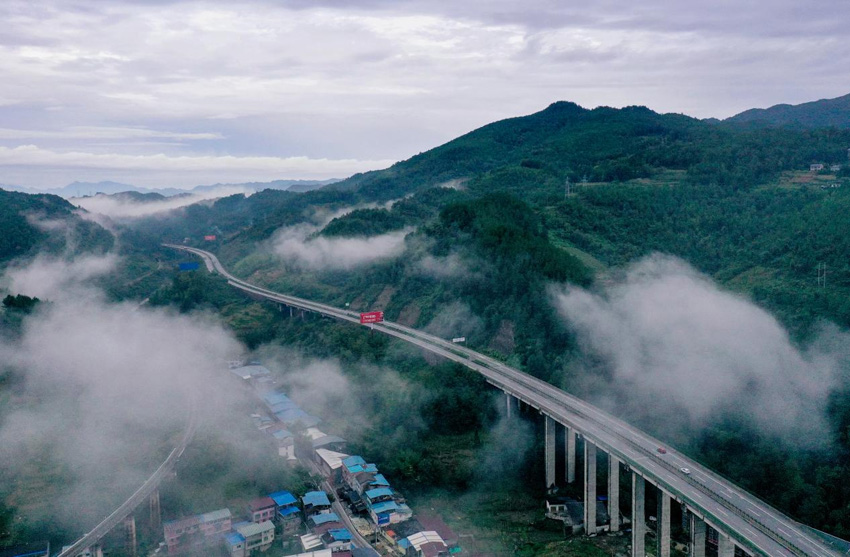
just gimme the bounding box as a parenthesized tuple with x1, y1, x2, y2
(3, 178, 340, 199)
(726, 93, 850, 128)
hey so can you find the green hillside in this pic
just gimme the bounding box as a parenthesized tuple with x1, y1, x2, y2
(0, 189, 114, 263)
(727, 92, 850, 129)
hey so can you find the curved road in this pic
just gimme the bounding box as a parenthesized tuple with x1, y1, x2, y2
(170, 244, 842, 557)
(57, 396, 198, 557)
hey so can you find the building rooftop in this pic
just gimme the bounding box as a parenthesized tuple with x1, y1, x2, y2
(325, 529, 352, 542)
(279, 506, 301, 517)
(163, 515, 200, 534)
(417, 515, 458, 546)
(369, 474, 390, 488)
(199, 508, 232, 523)
(369, 500, 399, 514)
(269, 490, 297, 506)
(316, 449, 350, 470)
(236, 520, 274, 538)
(224, 532, 245, 546)
(302, 491, 331, 507)
(309, 512, 340, 526)
(248, 496, 276, 512)
(364, 487, 393, 501)
(401, 531, 445, 552)
(312, 434, 347, 448)
(300, 533, 323, 551)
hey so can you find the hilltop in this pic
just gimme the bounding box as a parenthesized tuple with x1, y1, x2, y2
(727, 92, 850, 129)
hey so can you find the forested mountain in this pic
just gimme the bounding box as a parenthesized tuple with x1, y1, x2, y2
(0, 189, 113, 263)
(727, 92, 850, 129)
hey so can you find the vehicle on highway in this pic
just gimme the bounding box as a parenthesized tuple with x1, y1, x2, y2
(656, 447, 667, 454)
(680, 467, 691, 475)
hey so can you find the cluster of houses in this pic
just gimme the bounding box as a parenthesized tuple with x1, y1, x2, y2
(161, 488, 349, 557)
(219, 360, 460, 557)
(229, 362, 347, 461)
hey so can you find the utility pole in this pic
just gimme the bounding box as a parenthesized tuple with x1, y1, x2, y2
(818, 262, 827, 287)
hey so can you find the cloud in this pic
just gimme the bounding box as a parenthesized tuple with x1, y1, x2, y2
(0, 126, 223, 141)
(272, 223, 409, 270)
(0, 144, 393, 176)
(72, 187, 252, 219)
(3, 253, 119, 300)
(0, 255, 244, 532)
(415, 253, 471, 280)
(552, 254, 846, 445)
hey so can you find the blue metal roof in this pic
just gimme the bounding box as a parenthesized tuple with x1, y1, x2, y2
(370, 474, 390, 487)
(302, 491, 331, 507)
(269, 490, 297, 506)
(271, 428, 293, 440)
(343, 455, 365, 468)
(225, 532, 245, 546)
(369, 500, 399, 513)
(328, 529, 352, 541)
(365, 487, 393, 500)
(310, 512, 340, 525)
(278, 506, 300, 517)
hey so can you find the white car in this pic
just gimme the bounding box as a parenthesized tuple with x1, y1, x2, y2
(680, 467, 691, 475)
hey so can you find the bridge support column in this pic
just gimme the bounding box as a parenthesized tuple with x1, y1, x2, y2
(124, 515, 137, 557)
(544, 415, 556, 491)
(584, 440, 597, 534)
(289, 306, 293, 317)
(608, 454, 620, 532)
(565, 427, 576, 484)
(150, 489, 161, 530)
(689, 514, 706, 557)
(657, 490, 671, 557)
(632, 473, 645, 557)
(505, 393, 514, 418)
(717, 535, 735, 557)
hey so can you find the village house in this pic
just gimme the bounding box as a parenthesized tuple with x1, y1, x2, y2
(163, 508, 232, 554)
(235, 520, 275, 553)
(247, 496, 276, 523)
(270, 490, 302, 535)
(302, 491, 332, 517)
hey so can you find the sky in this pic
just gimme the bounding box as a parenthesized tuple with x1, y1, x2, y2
(1, 0, 849, 189)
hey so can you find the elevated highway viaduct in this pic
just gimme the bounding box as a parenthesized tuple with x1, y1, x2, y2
(170, 244, 843, 557)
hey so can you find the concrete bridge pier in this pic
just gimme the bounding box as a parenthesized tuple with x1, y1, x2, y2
(608, 454, 620, 532)
(657, 490, 671, 557)
(505, 393, 515, 418)
(584, 440, 597, 534)
(150, 489, 161, 530)
(565, 426, 576, 484)
(544, 415, 556, 491)
(632, 473, 646, 557)
(124, 515, 137, 557)
(689, 514, 706, 557)
(717, 534, 735, 557)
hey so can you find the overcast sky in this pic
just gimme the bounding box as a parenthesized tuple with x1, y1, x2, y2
(2, 0, 848, 189)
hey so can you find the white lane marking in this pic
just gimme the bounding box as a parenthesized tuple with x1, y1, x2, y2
(717, 508, 729, 517)
(745, 527, 757, 536)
